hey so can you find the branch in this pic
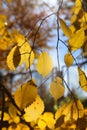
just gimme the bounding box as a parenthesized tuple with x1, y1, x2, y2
(0, 86, 5, 129)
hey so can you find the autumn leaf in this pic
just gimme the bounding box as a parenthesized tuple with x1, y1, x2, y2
(38, 118, 46, 129)
(0, 14, 6, 35)
(55, 104, 67, 121)
(8, 103, 17, 118)
(65, 100, 84, 121)
(38, 112, 55, 129)
(0, 31, 13, 50)
(24, 95, 44, 122)
(78, 67, 87, 92)
(0, 111, 10, 121)
(69, 28, 85, 50)
(8, 123, 30, 130)
(36, 52, 53, 77)
(55, 100, 84, 124)
(19, 42, 34, 69)
(7, 42, 34, 70)
(12, 30, 26, 46)
(8, 103, 20, 124)
(14, 81, 38, 110)
(64, 52, 74, 67)
(63, 100, 84, 121)
(59, 18, 72, 37)
(50, 77, 65, 100)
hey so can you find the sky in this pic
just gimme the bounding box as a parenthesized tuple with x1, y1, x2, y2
(42, 0, 57, 6)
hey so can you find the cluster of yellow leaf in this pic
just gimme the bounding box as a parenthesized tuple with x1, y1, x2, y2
(59, 0, 87, 67)
(7, 33, 35, 70)
(0, 14, 15, 69)
(0, 76, 64, 129)
(0, 78, 87, 130)
(7, 34, 53, 76)
(1, 97, 87, 130)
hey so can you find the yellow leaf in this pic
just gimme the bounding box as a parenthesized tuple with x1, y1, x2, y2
(55, 104, 67, 120)
(8, 104, 20, 124)
(8, 104, 17, 118)
(78, 68, 87, 91)
(70, 15, 77, 24)
(6, 0, 11, 2)
(14, 81, 38, 110)
(12, 30, 25, 46)
(0, 14, 6, 35)
(7, 42, 34, 70)
(0, 31, 13, 50)
(55, 100, 84, 122)
(19, 42, 34, 69)
(69, 25, 76, 33)
(38, 119, 46, 130)
(76, 0, 82, 7)
(2, 128, 7, 130)
(63, 100, 84, 121)
(59, 18, 72, 37)
(18, 123, 30, 130)
(64, 52, 74, 67)
(69, 28, 85, 50)
(8, 123, 30, 130)
(0, 14, 6, 22)
(24, 95, 44, 122)
(36, 52, 53, 77)
(13, 116, 20, 124)
(50, 77, 65, 100)
(38, 112, 55, 129)
(0, 111, 10, 121)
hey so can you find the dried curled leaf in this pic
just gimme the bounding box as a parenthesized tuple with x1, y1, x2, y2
(50, 77, 65, 100)
(24, 95, 44, 122)
(36, 52, 53, 77)
(14, 81, 38, 110)
(64, 52, 74, 67)
(78, 67, 87, 91)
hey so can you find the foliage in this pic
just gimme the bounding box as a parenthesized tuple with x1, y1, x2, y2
(0, 0, 87, 130)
